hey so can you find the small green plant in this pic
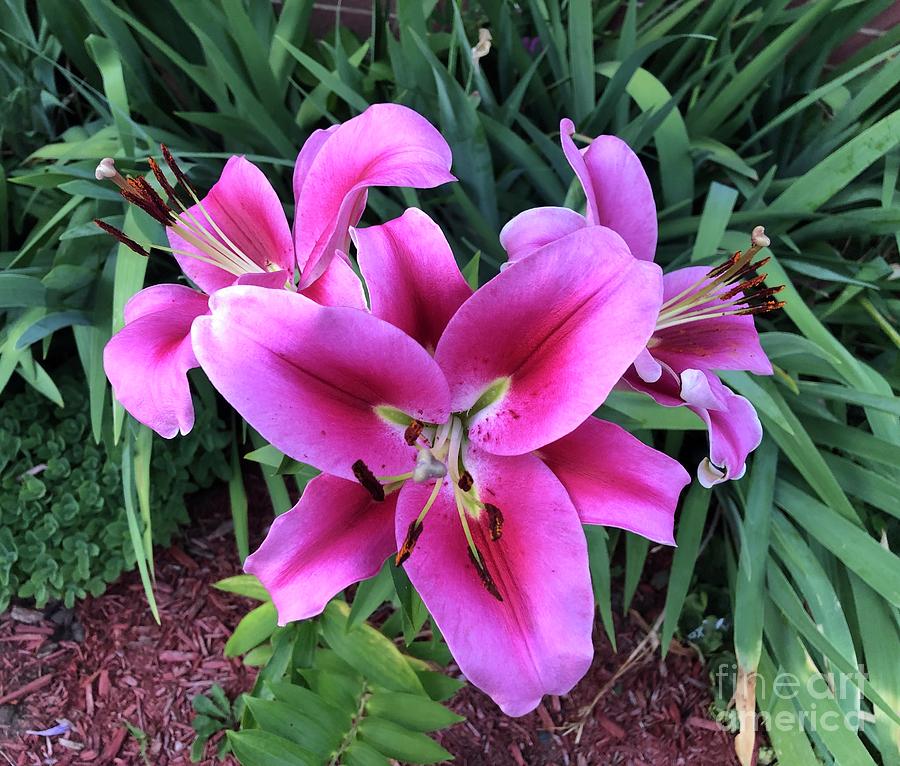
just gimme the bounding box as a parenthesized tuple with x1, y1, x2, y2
(0, 373, 229, 610)
(193, 574, 462, 765)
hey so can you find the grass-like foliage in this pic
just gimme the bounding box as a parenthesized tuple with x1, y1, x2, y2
(1, 0, 898, 763)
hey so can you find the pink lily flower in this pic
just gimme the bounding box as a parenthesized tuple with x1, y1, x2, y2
(190, 209, 689, 715)
(500, 119, 783, 486)
(99, 104, 454, 438)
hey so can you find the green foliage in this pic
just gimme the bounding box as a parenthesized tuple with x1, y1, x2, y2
(0, 373, 229, 610)
(194, 582, 460, 764)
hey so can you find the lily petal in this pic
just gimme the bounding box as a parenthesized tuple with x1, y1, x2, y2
(104, 284, 209, 438)
(295, 104, 455, 288)
(435, 227, 663, 455)
(653, 267, 773, 375)
(396, 449, 595, 716)
(355, 208, 471, 351)
(499, 206, 588, 262)
(560, 118, 600, 223)
(680, 369, 762, 487)
(170, 156, 293, 294)
(537, 417, 689, 545)
(191, 285, 450, 479)
(245, 473, 397, 624)
(299, 253, 367, 310)
(581, 135, 658, 262)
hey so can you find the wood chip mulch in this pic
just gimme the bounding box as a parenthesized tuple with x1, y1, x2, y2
(2, 480, 739, 766)
(0, 482, 257, 766)
(436, 552, 740, 766)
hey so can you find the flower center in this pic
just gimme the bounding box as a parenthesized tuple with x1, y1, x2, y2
(355, 411, 505, 601)
(655, 226, 784, 333)
(93, 151, 275, 280)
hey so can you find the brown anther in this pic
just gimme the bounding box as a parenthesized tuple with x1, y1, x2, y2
(467, 548, 503, 601)
(484, 503, 504, 541)
(147, 156, 178, 202)
(458, 471, 474, 492)
(395, 520, 424, 566)
(352, 459, 384, 502)
(93, 219, 150, 257)
(737, 300, 785, 316)
(120, 186, 170, 226)
(719, 274, 767, 301)
(706, 252, 740, 280)
(404, 420, 424, 446)
(161, 144, 196, 196)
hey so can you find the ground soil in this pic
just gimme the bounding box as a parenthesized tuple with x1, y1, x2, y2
(0, 476, 738, 766)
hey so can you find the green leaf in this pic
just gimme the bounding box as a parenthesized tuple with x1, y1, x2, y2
(225, 601, 278, 657)
(661, 483, 710, 656)
(266, 681, 352, 733)
(242, 697, 342, 758)
(734, 439, 777, 672)
(775, 481, 900, 607)
(214, 575, 270, 602)
(0, 274, 47, 308)
(690, 182, 738, 262)
(585, 525, 616, 649)
(320, 601, 426, 695)
(226, 730, 318, 766)
(622, 533, 649, 614)
(343, 741, 393, 766)
(229, 441, 250, 562)
(348, 562, 395, 630)
(358, 717, 452, 764)
(365, 691, 463, 732)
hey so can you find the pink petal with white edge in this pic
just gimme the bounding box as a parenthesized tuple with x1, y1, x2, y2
(246, 473, 397, 625)
(300, 253, 367, 310)
(653, 266, 773, 375)
(169, 156, 293, 294)
(537, 417, 689, 545)
(435, 227, 663, 456)
(191, 286, 450, 480)
(680, 369, 762, 487)
(295, 104, 455, 288)
(396, 449, 595, 716)
(581, 135, 658, 262)
(499, 206, 588, 262)
(104, 284, 209, 439)
(355, 208, 471, 351)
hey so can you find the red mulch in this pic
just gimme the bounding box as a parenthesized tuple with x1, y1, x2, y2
(436, 577, 739, 765)
(1, 479, 738, 766)
(0, 481, 258, 766)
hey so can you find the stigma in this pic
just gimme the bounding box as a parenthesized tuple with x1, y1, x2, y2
(655, 226, 785, 332)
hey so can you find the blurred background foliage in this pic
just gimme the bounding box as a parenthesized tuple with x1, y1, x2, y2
(1, 0, 898, 764)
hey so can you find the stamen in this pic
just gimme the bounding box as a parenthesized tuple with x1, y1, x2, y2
(352, 460, 384, 502)
(395, 519, 424, 566)
(467, 547, 503, 601)
(484, 504, 504, 541)
(161, 144, 196, 197)
(656, 226, 784, 330)
(147, 156, 179, 202)
(458, 471, 473, 492)
(92, 219, 150, 257)
(404, 420, 424, 446)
